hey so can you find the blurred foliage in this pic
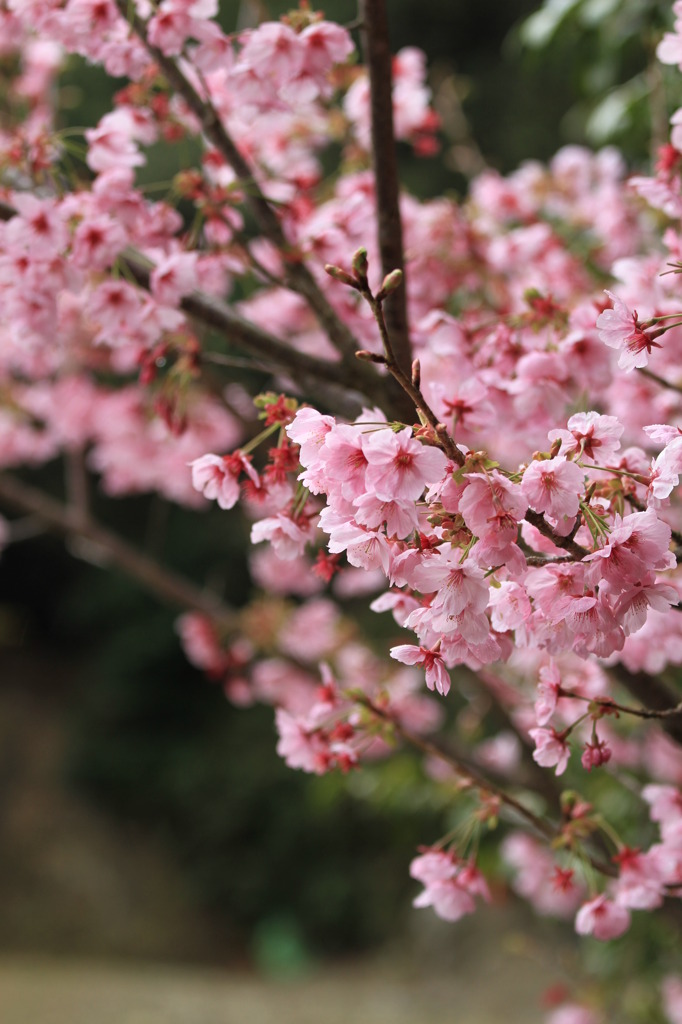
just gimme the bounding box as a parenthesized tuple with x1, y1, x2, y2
(0, 491, 443, 957)
(515, 0, 682, 164)
(61, 577, 443, 956)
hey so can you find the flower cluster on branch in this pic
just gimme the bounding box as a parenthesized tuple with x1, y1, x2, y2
(3, 0, 682, 1018)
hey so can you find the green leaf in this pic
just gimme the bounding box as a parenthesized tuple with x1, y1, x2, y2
(520, 0, 585, 48)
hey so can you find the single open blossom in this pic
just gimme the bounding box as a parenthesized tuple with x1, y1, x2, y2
(251, 511, 317, 560)
(190, 451, 259, 509)
(363, 427, 447, 502)
(596, 290, 660, 371)
(612, 846, 665, 910)
(522, 456, 584, 520)
(575, 894, 631, 941)
(390, 643, 451, 696)
(535, 661, 562, 726)
(548, 411, 623, 465)
(529, 726, 571, 775)
(649, 435, 682, 502)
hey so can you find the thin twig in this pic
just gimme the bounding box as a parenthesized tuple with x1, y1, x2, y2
(358, 694, 617, 878)
(360, 281, 465, 465)
(360, 694, 555, 837)
(65, 447, 90, 531)
(608, 664, 682, 745)
(563, 691, 682, 722)
(637, 365, 682, 394)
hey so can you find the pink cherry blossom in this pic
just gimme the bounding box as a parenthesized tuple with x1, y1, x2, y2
(251, 511, 317, 560)
(190, 451, 259, 509)
(546, 1005, 602, 1024)
(535, 661, 562, 726)
(522, 456, 584, 520)
(364, 427, 447, 502)
(390, 643, 451, 696)
(662, 975, 682, 1024)
(574, 894, 631, 941)
(581, 738, 612, 771)
(548, 411, 623, 464)
(529, 726, 571, 775)
(596, 290, 660, 371)
(410, 848, 490, 922)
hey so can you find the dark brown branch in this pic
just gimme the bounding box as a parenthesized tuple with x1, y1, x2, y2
(524, 509, 590, 559)
(563, 691, 682, 723)
(359, 0, 411, 374)
(473, 669, 563, 807)
(65, 447, 89, 531)
(0, 472, 234, 626)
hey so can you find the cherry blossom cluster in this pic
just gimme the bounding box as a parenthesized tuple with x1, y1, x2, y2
(3, 0, 682, 1017)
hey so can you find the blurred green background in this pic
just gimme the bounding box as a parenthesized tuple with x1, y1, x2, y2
(0, 0, 679, 971)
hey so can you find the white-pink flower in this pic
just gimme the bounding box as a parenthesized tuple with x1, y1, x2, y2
(575, 894, 630, 941)
(410, 848, 490, 922)
(596, 290, 659, 371)
(529, 726, 571, 775)
(364, 427, 447, 502)
(662, 975, 682, 1024)
(190, 451, 258, 509)
(522, 456, 584, 520)
(390, 643, 451, 696)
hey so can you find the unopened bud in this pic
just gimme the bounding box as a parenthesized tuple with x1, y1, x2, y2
(356, 349, 386, 364)
(351, 247, 369, 283)
(411, 358, 421, 389)
(324, 264, 357, 287)
(549, 437, 562, 458)
(377, 268, 403, 300)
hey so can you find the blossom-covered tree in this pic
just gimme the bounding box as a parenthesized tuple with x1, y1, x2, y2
(4, 0, 682, 1017)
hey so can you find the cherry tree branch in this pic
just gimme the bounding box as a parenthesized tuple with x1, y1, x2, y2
(608, 664, 682, 746)
(358, 0, 411, 375)
(359, 694, 555, 836)
(638, 365, 682, 395)
(358, 694, 617, 878)
(523, 509, 590, 559)
(0, 472, 234, 626)
(120, 249, 388, 412)
(112, 0, 366, 372)
(564, 691, 682, 722)
(353, 268, 465, 463)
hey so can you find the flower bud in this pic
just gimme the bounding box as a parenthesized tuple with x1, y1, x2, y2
(351, 247, 369, 284)
(377, 268, 404, 300)
(324, 264, 356, 287)
(356, 349, 386, 363)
